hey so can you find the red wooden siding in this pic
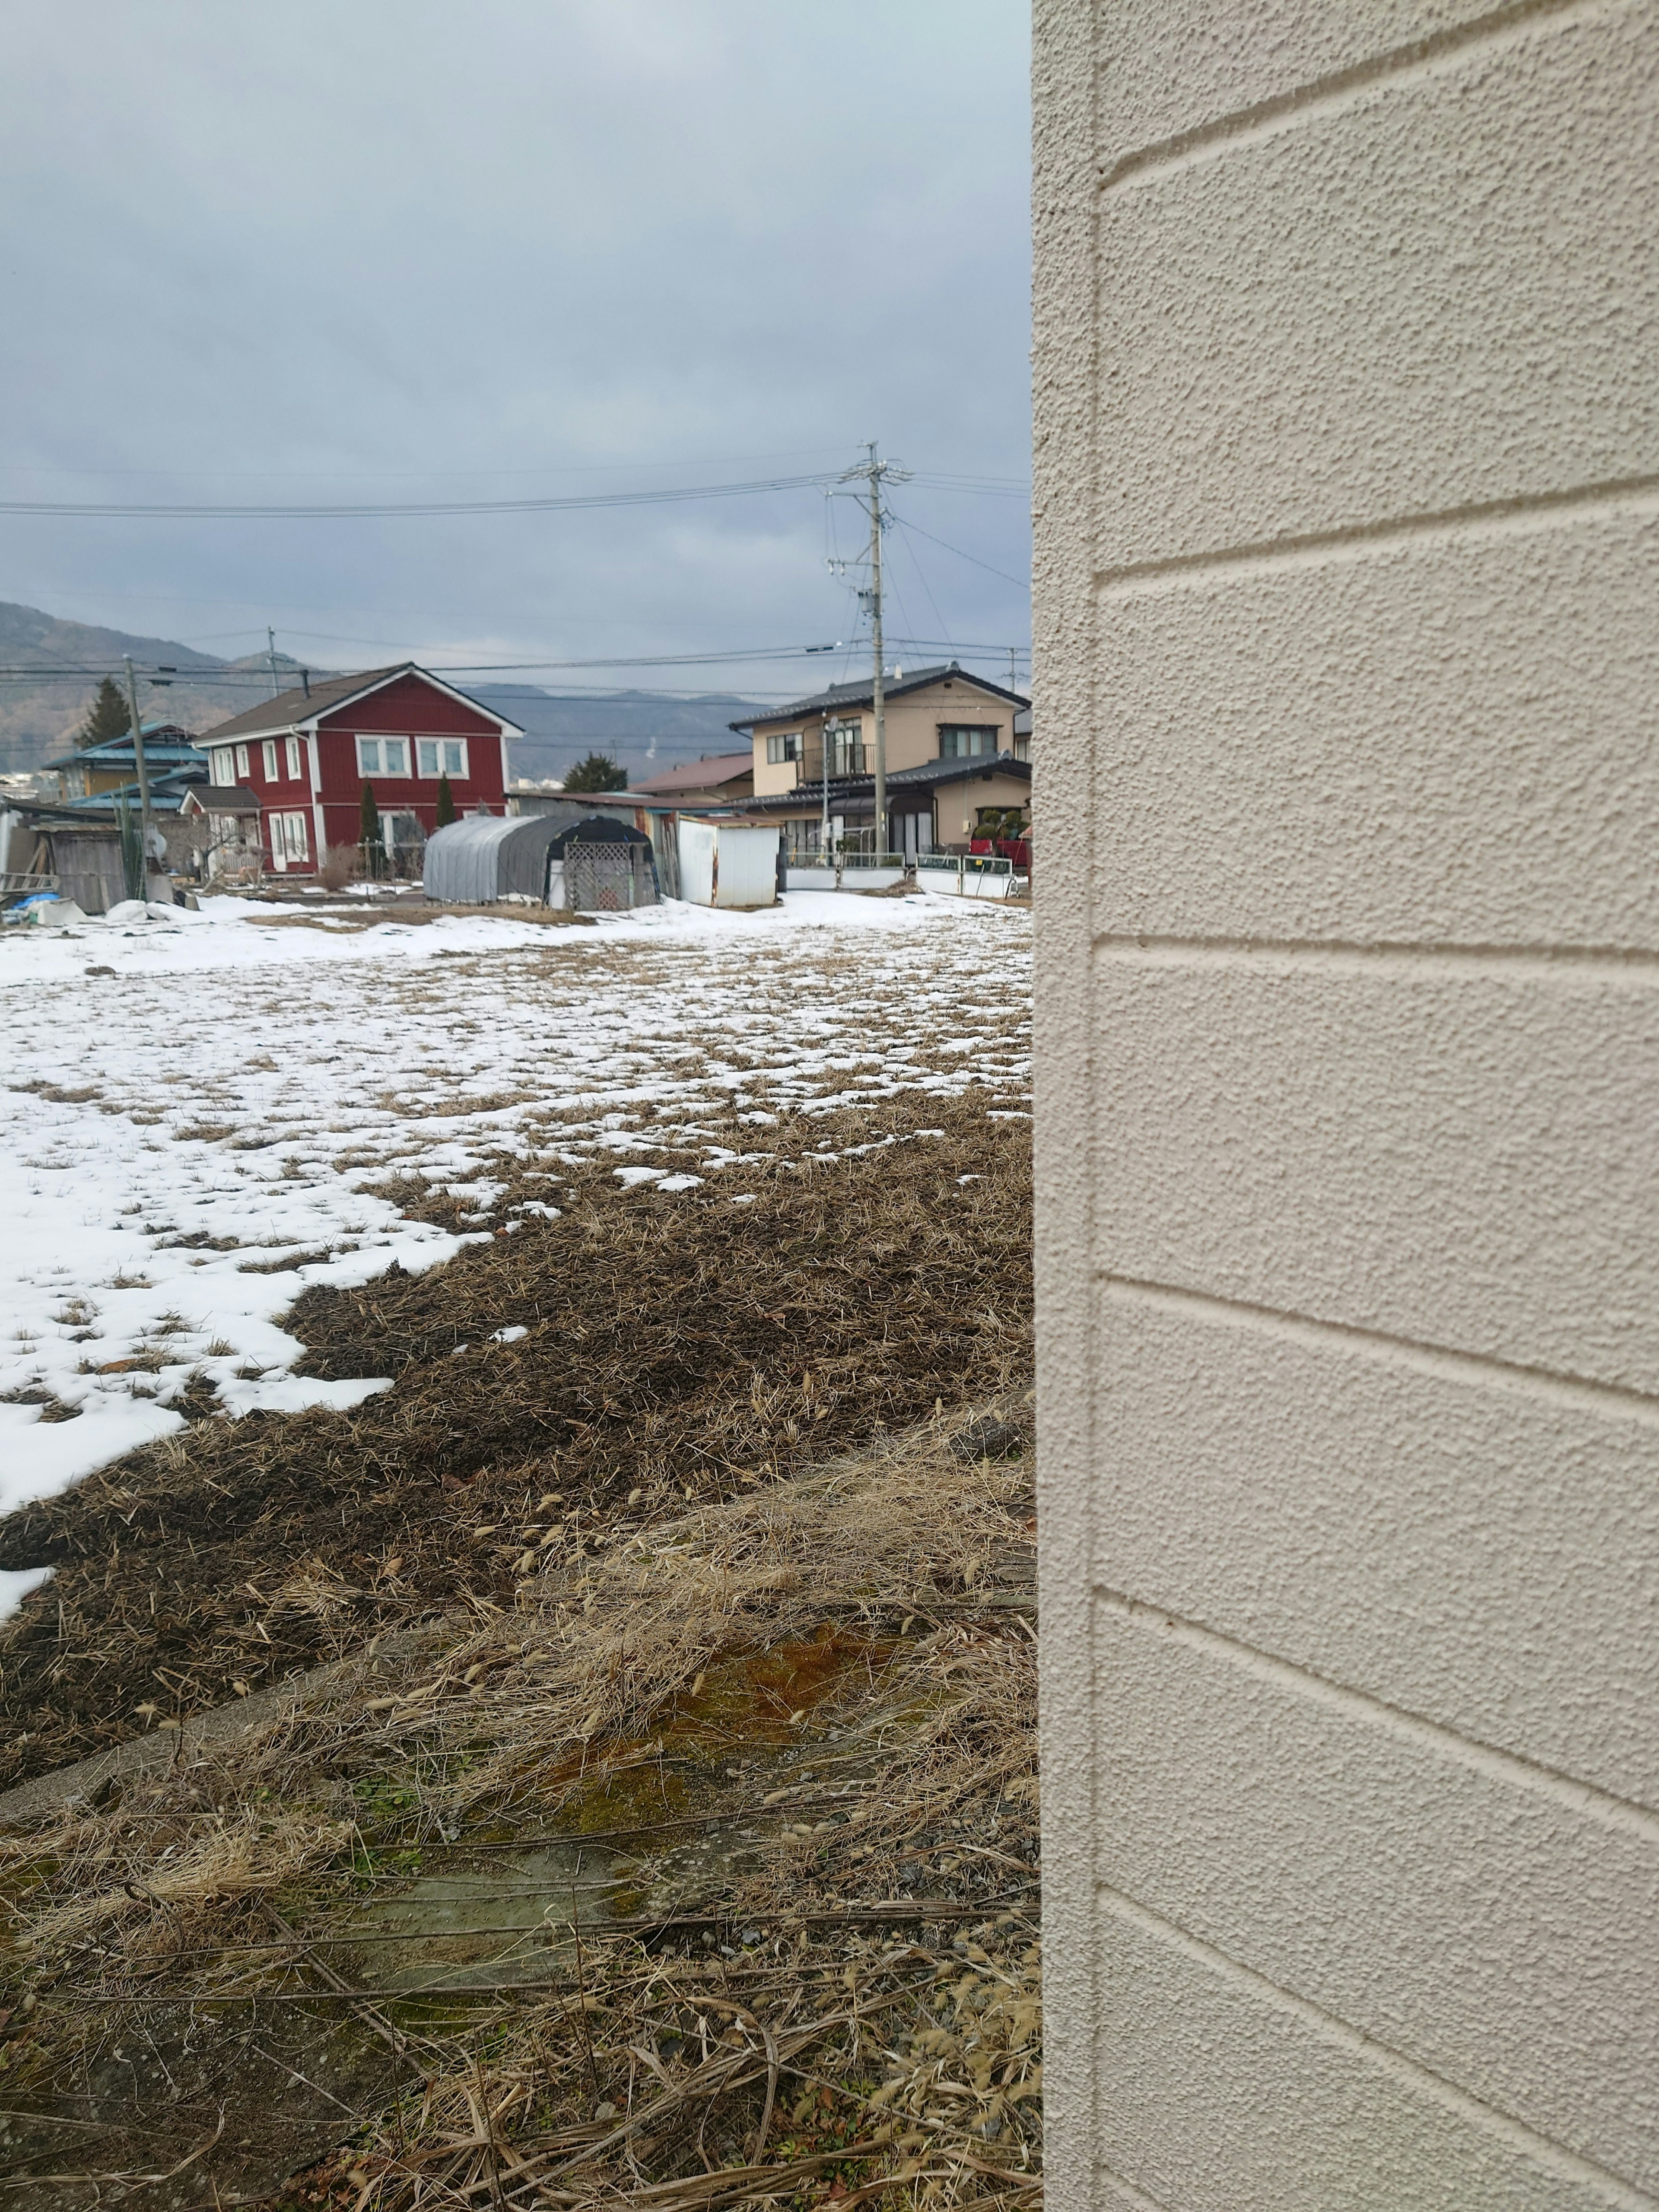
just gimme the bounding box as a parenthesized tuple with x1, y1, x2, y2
(312, 672, 508, 856)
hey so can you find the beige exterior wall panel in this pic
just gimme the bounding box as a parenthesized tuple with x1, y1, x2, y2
(1093, 0, 1496, 156)
(1035, 0, 1659, 2202)
(1090, 1294, 1659, 1808)
(1091, 960, 1659, 1395)
(1092, 499, 1659, 947)
(1093, 1605, 1659, 2189)
(1090, 1904, 1634, 2212)
(1096, 3, 1659, 573)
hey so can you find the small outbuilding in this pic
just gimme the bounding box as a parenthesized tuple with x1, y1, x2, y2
(422, 814, 560, 906)
(423, 810, 659, 910)
(676, 820, 780, 908)
(546, 816, 658, 911)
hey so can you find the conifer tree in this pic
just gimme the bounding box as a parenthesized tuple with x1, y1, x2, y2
(359, 780, 381, 875)
(562, 750, 627, 792)
(435, 772, 456, 826)
(78, 676, 130, 750)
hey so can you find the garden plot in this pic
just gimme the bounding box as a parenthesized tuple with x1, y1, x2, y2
(0, 893, 1030, 1543)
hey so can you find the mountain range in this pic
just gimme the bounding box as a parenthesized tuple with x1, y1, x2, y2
(0, 599, 770, 786)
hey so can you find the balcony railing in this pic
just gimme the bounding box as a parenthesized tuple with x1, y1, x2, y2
(801, 743, 868, 781)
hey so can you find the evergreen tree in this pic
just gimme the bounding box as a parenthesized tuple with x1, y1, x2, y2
(562, 750, 627, 792)
(359, 780, 382, 876)
(79, 676, 130, 750)
(435, 772, 457, 826)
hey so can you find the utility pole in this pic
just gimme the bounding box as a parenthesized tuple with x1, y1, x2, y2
(267, 626, 282, 697)
(122, 655, 154, 896)
(840, 442, 909, 859)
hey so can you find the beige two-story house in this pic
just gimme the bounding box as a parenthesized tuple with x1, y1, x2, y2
(732, 662, 1030, 863)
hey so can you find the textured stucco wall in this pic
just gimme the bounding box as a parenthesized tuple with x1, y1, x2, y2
(1031, 4, 1659, 2206)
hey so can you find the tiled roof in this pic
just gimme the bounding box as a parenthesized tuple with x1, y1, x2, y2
(632, 751, 754, 794)
(728, 662, 1028, 731)
(742, 750, 1030, 810)
(194, 667, 409, 744)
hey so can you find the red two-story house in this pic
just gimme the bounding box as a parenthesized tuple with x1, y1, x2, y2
(194, 664, 523, 875)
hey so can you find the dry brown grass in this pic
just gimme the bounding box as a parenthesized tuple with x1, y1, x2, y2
(0, 1416, 1039, 2211)
(0, 1095, 1029, 1793)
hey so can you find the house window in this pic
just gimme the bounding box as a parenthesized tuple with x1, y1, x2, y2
(210, 748, 234, 786)
(286, 735, 303, 779)
(939, 725, 1000, 759)
(824, 719, 865, 775)
(416, 737, 468, 778)
(261, 739, 279, 779)
(270, 811, 311, 865)
(356, 735, 410, 777)
(234, 743, 250, 778)
(765, 731, 802, 765)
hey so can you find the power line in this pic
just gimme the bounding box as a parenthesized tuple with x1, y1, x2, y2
(0, 472, 1030, 521)
(0, 471, 837, 520)
(0, 636, 1027, 683)
(888, 509, 1031, 591)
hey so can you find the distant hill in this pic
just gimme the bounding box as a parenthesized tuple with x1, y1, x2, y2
(468, 685, 773, 788)
(0, 600, 773, 783)
(0, 601, 312, 770)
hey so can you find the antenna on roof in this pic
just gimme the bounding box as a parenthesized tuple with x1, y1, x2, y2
(266, 627, 281, 698)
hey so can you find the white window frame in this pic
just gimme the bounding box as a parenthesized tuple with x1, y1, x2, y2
(210, 747, 234, 786)
(269, 810, 310, 868)
(234, 742, 250, 779)
(356, 734, 409, 778)
(286, 735, 302, 779)
(416, 737, 469, 779)
(765, 731, 803, 766)
(261, 739, 279, 779)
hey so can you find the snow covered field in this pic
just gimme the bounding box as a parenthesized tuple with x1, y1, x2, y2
(0, 890, 1030, 1605)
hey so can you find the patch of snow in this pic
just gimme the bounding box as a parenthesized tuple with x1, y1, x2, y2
(215, 1374, 394, 1420)
(0, 890, 1029, 1527)
(0, 1565, 53, 1624)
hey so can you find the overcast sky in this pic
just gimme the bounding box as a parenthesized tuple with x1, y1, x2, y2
(0, 0, 1030, 701)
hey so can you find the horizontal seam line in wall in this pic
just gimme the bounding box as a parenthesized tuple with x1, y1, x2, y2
(1091, 472, 1659, 597)
(1092, 1582, 1659, 1845)
(1090, 936, 1659, 983)
(1092, 2162, 1173, 2212)
(1092, 1883, 1658, 2211)
(1097, 1275, 1659, 1431)
(1098, 0, 1603, 193)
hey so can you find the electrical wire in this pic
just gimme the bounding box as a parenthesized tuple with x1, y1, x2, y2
(886, 509, 1030, 591)
(0, 472, 840, 521)
(0, 470, 1031, 522)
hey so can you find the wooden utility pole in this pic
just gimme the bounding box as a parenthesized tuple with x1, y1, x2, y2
(121, 655, 154, 895)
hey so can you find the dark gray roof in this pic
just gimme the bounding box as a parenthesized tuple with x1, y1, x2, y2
(182, 785, 262, 815)
(197, 666, 407, 744)
(728, 663, 1028, 732)
(742, 751, 1030, 813)
(196, 664, 525, 746)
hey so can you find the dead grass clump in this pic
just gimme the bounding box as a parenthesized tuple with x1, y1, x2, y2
(317, 843, 362, 892)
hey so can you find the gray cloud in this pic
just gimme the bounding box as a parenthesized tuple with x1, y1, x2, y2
(0, 0, 1030, 698)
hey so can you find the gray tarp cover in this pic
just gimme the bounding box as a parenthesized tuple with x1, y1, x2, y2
(422, 814, 562, 905)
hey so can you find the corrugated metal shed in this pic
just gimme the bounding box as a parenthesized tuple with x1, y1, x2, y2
(422, 814, 562, 905)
